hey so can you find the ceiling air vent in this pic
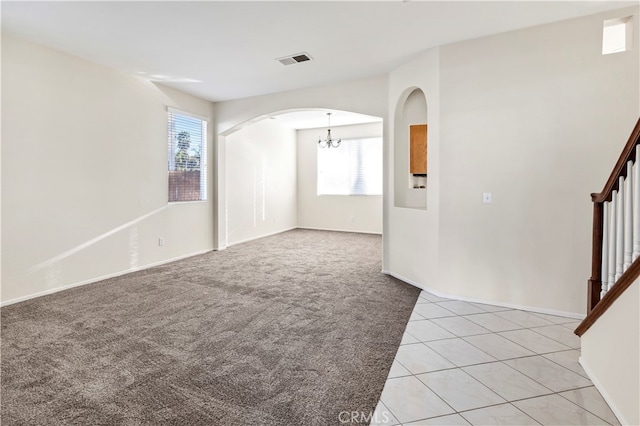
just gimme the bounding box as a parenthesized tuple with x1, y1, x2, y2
(276, 53, 312, 66)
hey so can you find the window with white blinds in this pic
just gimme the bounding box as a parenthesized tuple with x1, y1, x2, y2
(317, 137, 382, 196)
(167, 109, 207, 202)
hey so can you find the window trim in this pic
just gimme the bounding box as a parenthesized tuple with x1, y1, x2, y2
(167, 107, 208, 203)
(316, 136, 383, 197)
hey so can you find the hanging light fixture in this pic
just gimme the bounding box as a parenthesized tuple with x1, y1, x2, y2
(318, 112, 341, 148)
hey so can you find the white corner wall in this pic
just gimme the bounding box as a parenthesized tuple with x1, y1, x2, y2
(385, 47, 441, 287)
(581, 279, 640, 425)
(297, 122, 383, 234)
(1, 34, 215, 304)
(225, 119, 297, 245)
(385, 7, 640, 315)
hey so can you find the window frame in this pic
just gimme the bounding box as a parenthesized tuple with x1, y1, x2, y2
(602, 16, 633, 55)
(316, 136, 383, 197)
(167, 107, 208, 203)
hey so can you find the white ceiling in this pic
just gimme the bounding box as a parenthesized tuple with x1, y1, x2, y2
(2, 1, 637, 105)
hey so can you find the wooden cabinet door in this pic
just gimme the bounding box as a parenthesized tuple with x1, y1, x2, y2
(410, 124, 427, 175)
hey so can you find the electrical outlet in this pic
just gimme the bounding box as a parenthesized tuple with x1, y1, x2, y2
(350, 215, 355, 222)
(158, 238, 164, 246)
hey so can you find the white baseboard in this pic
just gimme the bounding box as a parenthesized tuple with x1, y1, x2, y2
(226, 226, 381, 248)
(382, 269, 585, 320)
(213, 226, 380, 251)
(296, 226, 382, 235)
(0, 248, 212, 307)
(578, 356, 626, 425)
(226, 227, 298, 247)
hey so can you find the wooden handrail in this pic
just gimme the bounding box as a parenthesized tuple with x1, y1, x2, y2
(577, 117, 640, 336)
(593, 118, 640, 203)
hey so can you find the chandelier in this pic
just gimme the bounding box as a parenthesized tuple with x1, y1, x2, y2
(318, 112, 341, 148)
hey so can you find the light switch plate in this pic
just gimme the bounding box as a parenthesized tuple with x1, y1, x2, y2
(483, 192, 492, 204)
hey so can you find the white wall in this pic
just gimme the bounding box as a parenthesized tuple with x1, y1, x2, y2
(385, 7, 640, 315)
(1, 34, 215, 304)
(7, 6, 638, 316)
(225, 119, 297, 245)
(215, 75, 388, 249)
(581, 279, 639, 425)
(297, 122, 383, 234)
(385, 48, 441, 288)
(437, 6, 640, 314)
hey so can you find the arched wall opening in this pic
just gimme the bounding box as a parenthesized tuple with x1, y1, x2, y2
(394, 87, 428, 210)
(216, 108, 384, 249)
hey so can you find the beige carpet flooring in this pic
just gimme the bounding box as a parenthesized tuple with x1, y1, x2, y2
(1, 229, 419, 425)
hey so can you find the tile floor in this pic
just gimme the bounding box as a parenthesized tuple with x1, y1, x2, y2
(372, 291, 619, 426)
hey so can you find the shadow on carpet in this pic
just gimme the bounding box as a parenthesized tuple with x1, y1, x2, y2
(1, 229, 420, 425)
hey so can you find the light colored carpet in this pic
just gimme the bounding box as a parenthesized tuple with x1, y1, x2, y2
(1, 229, 419, 425)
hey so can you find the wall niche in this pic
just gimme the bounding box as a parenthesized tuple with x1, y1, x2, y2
(394, 87, 428, 210)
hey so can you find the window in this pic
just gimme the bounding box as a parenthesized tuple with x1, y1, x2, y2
(602, 16, 633, 55)
(167, 109, 207, 202)
(317, 137, 382, 196)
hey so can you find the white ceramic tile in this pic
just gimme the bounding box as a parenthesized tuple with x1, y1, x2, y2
(425, 338, 496, 367)
(494, 310, 554, 328)
(435, 300, 485, 315)
(464, 313, 522, 332)
(530, 324, 581, 348)
(559, 386, 620, 425)
(401, 332, 420, 345)
(417, 369, 505, 412)
(463, 361, 552, 401)
(463, 333, 535, 360)
(513, 394, 608, 425)
(380, 376, 454, 424)
(370, 401, 400, 426)
(377, 295, 612, 426)
(530, 311, 579, 325)
(460, 403, 539, 425)
(410, 311, 427, 321)
(405, 320, 456, 342)
(414, 303, 457, 319)
(499, 329, 571, 354)
(469, 303, 512, 313)
(560, 320, 582, 330)
(419, 291, 450, 303)
(388, 360, 411, 378)
(505, 356, 593, 392)
(403, 414, 470, 425)
(395, 343, 456, 374)
(542, 350, 588, 378)
(431, 316, 491, 337)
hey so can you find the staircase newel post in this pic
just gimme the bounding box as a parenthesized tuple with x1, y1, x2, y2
(588, 196, 604, 313)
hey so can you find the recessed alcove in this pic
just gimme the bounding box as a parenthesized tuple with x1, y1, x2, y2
(394, 87, 428, 210)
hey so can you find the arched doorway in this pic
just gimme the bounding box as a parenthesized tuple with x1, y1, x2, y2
(217, 109, 383, 248)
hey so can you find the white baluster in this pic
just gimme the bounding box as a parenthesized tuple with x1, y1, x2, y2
(634, 149, 640, 261)
(608, 191, 617, 292)
(615, 178, 625, 281)
(624, 162, 633, 271)
(601, 201, 609, 299)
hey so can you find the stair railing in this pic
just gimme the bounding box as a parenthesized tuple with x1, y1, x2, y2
(576, 117, 640, 336)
